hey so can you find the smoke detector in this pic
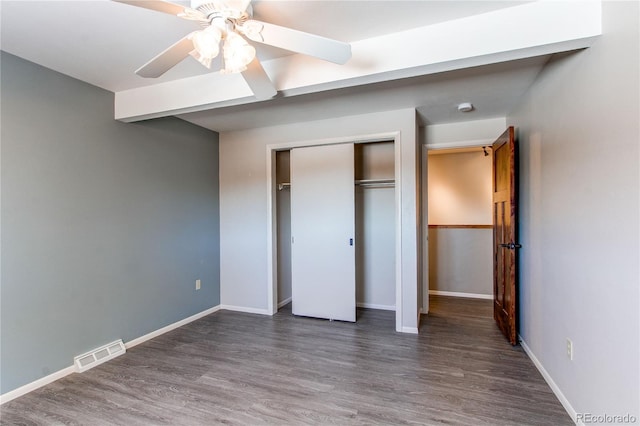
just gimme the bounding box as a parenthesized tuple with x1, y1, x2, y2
(457, 102, 474, 112)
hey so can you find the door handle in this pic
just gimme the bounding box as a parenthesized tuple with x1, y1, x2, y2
(499, 242, 522, 249)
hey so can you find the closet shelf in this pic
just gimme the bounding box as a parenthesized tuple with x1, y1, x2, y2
(278, 183, 291, 191)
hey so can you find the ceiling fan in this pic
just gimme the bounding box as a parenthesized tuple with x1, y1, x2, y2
(113, 0, 352, 100)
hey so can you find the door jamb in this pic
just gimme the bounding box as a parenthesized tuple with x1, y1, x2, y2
(424, 138, 496, 309)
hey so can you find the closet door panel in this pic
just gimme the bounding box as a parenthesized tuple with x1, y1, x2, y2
(290, 143, 355, 322)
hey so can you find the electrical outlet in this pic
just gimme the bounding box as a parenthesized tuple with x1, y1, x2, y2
(566, 338, 573, 360)
(196, 279, 201, 290)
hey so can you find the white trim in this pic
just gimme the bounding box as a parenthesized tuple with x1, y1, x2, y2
(266, 131, 405, 333)
(219, 304, 273, 315)
(0, 365, 76, 405)
(125, 305, 221, 349)
(266, 147, 278, 315)
(394, 132, 403, 333)
(277, 297, 292, 309)
(356, 302, 395, 311)
(401, 326, 419, 334)
(429, 290, 493, 300)
(420, 139, 430, 315)
(426, 139, 496, 151)
(519, 336, 580, 424)
(1, 305, 222, 405)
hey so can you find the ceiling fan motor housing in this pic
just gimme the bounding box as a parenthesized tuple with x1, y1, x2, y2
(191, 0, 252, 22)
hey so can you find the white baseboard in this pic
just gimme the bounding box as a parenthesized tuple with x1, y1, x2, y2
(126, 305, 221, 349)
(519, 335, 579, 424)
(0, 365, 76, 405)
(1, 305, 222, 405)
(356, 302, 396, 311)
(401, 326, 419, 334)
(429, 290, 493, 300)
(219, 304, 272, 315)
(277, 297, 292, 308)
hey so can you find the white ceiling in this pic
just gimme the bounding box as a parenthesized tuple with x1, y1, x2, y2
(1, 1, 598, 132)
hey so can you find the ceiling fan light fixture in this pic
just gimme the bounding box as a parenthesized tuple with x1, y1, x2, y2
(117, 0, 352, 99)
(221, 31, 256, 73)
(189, 26, 222, 68)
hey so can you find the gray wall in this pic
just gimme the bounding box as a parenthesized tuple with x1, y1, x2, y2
(1, 53, 220, 394)
(507, 1, 639, 419)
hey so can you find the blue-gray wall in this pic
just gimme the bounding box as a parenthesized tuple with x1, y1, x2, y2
(1, 53, 220, 394)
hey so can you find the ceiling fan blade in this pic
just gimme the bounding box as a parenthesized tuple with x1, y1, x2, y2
(246, 20, 352, 65)
(136, 35, 195, 78)
(112, 0, 188, 16)
(241, 58, 277, 100)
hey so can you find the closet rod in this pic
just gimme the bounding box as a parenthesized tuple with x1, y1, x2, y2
(355, 179, 395, 188)
(279, 179, 395, 190)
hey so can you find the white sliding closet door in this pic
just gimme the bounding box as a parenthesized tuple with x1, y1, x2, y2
(290, 143, 355, 322)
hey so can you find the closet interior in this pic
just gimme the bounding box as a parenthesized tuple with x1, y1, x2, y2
(275, 140, 396, 319)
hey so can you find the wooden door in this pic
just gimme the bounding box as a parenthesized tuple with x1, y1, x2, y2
(290, 143, 356, 322)
(492, 127, 520, 345)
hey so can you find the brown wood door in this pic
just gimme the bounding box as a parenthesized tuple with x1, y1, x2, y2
(492, 127, 520, 345)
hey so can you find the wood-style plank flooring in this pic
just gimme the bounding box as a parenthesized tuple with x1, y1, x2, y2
(1, 296, 571, 425)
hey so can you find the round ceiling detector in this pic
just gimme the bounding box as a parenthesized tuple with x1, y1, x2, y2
(457, 102, 474, 112)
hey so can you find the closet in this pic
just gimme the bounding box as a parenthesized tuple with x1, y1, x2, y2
(291, 143, 356, 321)
(275, 141, 395, 321)
(354, 141, 395, 311)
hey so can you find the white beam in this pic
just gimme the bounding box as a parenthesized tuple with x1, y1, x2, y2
(115, 1, 602, 122)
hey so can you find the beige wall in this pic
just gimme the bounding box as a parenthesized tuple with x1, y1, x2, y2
(507, 1, 639, 420)
(427, 151, 492, 225)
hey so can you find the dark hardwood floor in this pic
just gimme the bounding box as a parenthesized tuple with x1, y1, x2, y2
(1, 296, 571, 425)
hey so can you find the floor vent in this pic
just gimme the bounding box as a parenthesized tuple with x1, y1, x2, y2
(74, 340, 126, 373)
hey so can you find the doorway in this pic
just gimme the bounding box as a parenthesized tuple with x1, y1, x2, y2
(426, 147, 493, 305)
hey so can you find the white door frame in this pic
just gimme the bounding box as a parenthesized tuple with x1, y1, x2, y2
(266, 131, 403, 331)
